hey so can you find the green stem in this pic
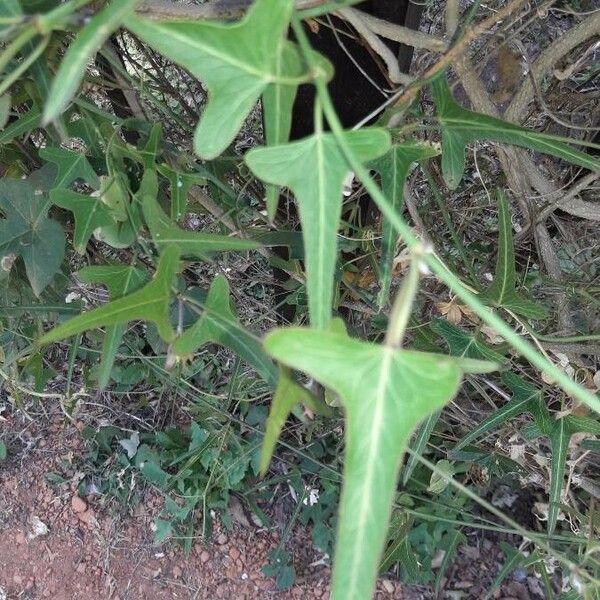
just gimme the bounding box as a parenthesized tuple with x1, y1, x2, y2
(0, 17, 25, 26)
(291, 16, 600, 415)
(385, 254, 420, 349)
(422, 162, 479, 284)
(524, 327, 600, 344)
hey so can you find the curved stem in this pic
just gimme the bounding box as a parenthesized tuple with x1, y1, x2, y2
(291, 15, 600, 415)
(385, 253, 420, 349)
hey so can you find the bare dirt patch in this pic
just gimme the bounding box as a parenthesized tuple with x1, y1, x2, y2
(0, 404, 425, 600)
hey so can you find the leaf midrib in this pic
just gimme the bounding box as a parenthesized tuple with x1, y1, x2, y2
(343, 348, 393, 596)
(316, 133, 327, 329)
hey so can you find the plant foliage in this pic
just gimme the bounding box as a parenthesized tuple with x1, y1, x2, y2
(1, 1, 599, 598)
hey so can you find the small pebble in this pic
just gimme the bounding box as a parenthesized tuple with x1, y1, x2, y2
(71, 495, 87, 514)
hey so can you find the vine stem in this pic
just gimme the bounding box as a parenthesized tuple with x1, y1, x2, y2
(290, 17, 600, 414)
(384, 253, 421, 349)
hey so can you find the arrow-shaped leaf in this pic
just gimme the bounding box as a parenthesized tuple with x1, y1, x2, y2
(0, 106, 40, 145)
(246, 128, 390, 329)
(139, 169, 259, 258)
(50, 189, 115, 252)
(369, 143, 439, 307)
(262, 41, 303, 222)
(455, 372, 544, 450)
(262, 44, 333, 221)
(259, 366, 328, 475)
(78, 264, 147, 389)
(125, 0, 296, 159)
(0, 178, 65, 296)
(547, 414, 600, 534)
(481, 191, 547, 319)
(484, 191, 516, 303)
(431, 76, 600, 190)
(265, 326, 497, 600)
(39, 146, 100, 190)
(547, 417, 569, 536)
(431, 318, 507, 363)
(78, 265, 148, 300)
(402, 410, 441, 485)
(0, 95, 10, 130)
(38, 245, 180, 346)
(486, 543, 541, 600)
(92, 173, 141, 249)
(173, 274, 278, 388)
(157, 163, 206, 222)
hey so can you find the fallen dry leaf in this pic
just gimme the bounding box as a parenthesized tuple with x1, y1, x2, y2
(435, 296, 476, 325)
(480, 325, 504, 345)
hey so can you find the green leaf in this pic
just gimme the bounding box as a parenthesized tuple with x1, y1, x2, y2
(78, 265, 147, 389)
(547, 414, 600, 534)
(483, 191, 516, 303)
(78, 265, 147, 300)
(253, 230, 304, 259)
(125, 0, 296, 159)
(246, 128, 390, 329)
(139, 169, 259, 258)
(431, 319, 507, 363)
(265, 326, 497, 600)
(427, 459, 455, 494)
(259, 366, 325, 475)
(369, 143, 439, 307)
(261, 44, 333, 221)
(261, 41, 304, 222)
(157, 163, 205, 222)
(0, 440, 6, 461)
(92, 174, 140, 249)
(43, 0, 139, 123)
(39, 146, 100, 190)
(139, 123, 163, 168)
(173, 274, 277, 388)
(0, 95, 10, 130)
(21, 0, 60, 14)
(547, 417, 569, 535)
(431, 76, 600, 190)
(485, 543, 539, 600)
(379, 512, 413, 574)
(153, 518, 173, 544)
(480, 191, 547, 319)
(38, 245, 180, 346)
(50, 189, 114, 252)
(434, 530, 466, 594)
(0, 106, 40, 145)
(564, 414, 600, 437)
(455, 372, 543, 450)
(402, 410, 440, 484)
(1, 0, 21, 21)
(0, 178, 65, 296)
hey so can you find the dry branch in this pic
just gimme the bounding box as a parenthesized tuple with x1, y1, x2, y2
(336, 8, 446, 52)
(506, 11, 600, 123)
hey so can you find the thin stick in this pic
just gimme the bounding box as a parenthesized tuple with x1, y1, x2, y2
(392, 0, 530, 111)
